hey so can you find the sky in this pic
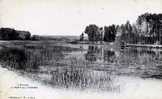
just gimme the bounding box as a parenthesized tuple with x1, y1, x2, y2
(0, 0, 162, 36)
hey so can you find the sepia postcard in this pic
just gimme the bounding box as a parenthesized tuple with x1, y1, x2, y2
(0, 0, 162, 99)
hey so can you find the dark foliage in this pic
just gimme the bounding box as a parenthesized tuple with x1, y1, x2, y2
(0, 47, 28, 69)
(0, 28, 19, 40)
(103, 25, 117, 42)
(84, 24, 102, 41)
(136, 13, 162, 44)
(82, 13, 162, 44)
(84, 24, 116, 42)
(80, 32, 84, 41)
(0, 28, 31, 40)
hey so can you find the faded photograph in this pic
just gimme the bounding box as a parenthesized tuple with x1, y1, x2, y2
(0, 0, 162, 99)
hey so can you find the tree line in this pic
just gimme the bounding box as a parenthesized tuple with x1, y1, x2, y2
(82, 24, 117, 42)
(0, 28, 42, 40)
(81, 13, 162, 44)
(0, 28, 31, 40)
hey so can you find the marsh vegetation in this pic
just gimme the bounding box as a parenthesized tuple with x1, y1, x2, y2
(0, 41, 162, 92)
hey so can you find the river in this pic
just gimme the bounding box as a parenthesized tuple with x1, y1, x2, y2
(0, 41, 162, 99)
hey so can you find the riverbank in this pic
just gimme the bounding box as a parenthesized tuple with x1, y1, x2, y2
(1, 66, 162, 99)
(126, 44, 162, 48)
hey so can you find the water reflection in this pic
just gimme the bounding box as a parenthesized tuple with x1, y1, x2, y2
(84, 45, 162, 79)
(0, 43, 162, 92)
(84, 45, 117, 63)
(119, 48, 162, 79)
(104, 50, 116, 63)
(85, 46, 101, 62)
(84, 45, 162, 65)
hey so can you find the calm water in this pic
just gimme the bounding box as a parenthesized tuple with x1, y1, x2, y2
(0, 41, 162, 92)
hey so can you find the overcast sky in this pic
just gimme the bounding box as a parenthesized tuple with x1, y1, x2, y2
(0, 0, 162, 35)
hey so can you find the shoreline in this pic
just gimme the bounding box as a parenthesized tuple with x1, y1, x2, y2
(126, 43, 162, 48)
(1, 66, 162, 99)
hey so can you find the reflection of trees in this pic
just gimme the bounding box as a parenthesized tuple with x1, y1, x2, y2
(84, 46, 162, 79)
(119, 48, 162, 79)
(104, 50, 116, 63)
(85, 45, 116, 63)
(84, 45, 101, 62)
(120, 48, 162, 65)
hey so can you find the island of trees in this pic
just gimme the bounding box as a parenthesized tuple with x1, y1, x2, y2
(80, 13, 162, 45)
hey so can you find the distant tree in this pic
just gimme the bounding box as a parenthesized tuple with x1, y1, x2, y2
(132, 24, 138, 34)
(84, 24, 100, 41)
(0, 28, 31, 40)
(99, 27, 104, 41)
(125, 21, 132, 34)
(120, 24, 126, 34)
(80, 32, 84, 41)
(17, 31, 31, 40)
(0, 28, 19, 40)
(103, 24, 117, 42)
(31, 35, 40, 40)
(136, 13, 162, 44)
(119, 21, 140, 44)
(83, 13, 162, 44)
